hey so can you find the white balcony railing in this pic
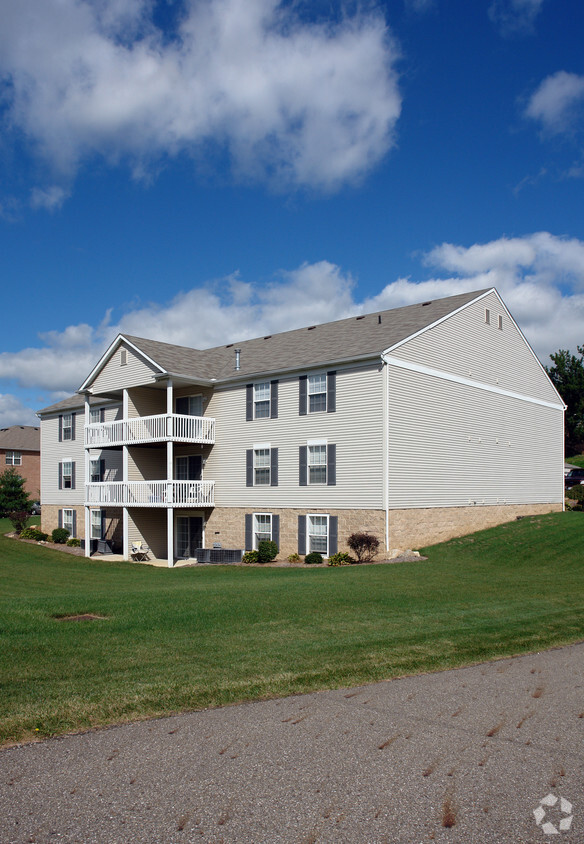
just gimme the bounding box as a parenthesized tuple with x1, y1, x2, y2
(85, 414, 215, 447)
(85, 480, 215, 508)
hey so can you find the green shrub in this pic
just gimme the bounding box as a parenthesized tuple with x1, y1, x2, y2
(66, 538, 81, 547)
(51, 527, 70, 544)
(287, 552, 301, 563)
(242, 550, 259, 564)
(257, 540, 278, 563)
(327, 552, 353, 566)
(8, 510, 30, 534)
(304, 552, 323, 565)
(20, 527, 49, 541)
(566, 484, 584, 502)
(347, 532, 380, 562)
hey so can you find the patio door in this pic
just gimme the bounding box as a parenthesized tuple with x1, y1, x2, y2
(175, 455, 202, 481)
(176, 516, 203, 559)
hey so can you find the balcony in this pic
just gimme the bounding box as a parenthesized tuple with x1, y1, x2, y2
(85, 414, 215, 447)
(86, 480, 215, 508)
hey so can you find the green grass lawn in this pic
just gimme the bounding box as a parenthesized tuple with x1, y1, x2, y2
(1, 511, 583, 745)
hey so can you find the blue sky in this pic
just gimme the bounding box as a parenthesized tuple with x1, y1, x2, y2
(1, 0, 584, 426)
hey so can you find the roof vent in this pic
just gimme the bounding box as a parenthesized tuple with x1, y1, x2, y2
(421, 301, 432, 306)
(234, 348, 241, 371)
(307, 326, 316, 331)
(264, 335, 272, 340)
(378, 315, 382, 324)
(225, 343, 233, 348)
(356, 315, 365, 320)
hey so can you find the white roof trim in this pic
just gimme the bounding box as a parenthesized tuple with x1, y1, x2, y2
(79, 334, 167, 392)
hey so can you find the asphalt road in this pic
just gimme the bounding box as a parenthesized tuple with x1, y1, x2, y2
(1, 643, 583, 843)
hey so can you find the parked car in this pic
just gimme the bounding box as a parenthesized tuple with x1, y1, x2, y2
(30, 501, 41, 515)
(565, 469, 584, 489)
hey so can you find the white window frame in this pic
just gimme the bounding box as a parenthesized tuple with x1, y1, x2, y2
(62, 460, 73, 489)
(5, 450, 22, 466)
(90, 509, 102, 540)
(89, 408, 101, 424)
(307, 514, 329, 556)
(308, 373, 327, 413)
(254, 446, 271, 486)
(90, 458, 101, 483)
(62, 413, 73, 441)
(254, 382, 270, 419)
(308, 442, 327, 485)
(253, 513, 273, 549)
(63, 508, 74, 537)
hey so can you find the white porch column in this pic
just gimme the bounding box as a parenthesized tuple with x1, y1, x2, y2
(166, 378, 174, 566)
(84, 394, 91, 557)
(122, 389, 129, 560)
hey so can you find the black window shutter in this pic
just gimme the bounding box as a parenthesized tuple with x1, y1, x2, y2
(245, 514, 253, 550)
(71, 462, 76, 490)
(58, 509, 62, 528)
(246, 384, 253, 421)
(272, 514, 280, 549)
(100, 459, 105, 482)
(72, 510, 77, 538)
(327, 444, 336, 486)
(327, 371, 336, 413)
(270, 380, 278, 419)
(299, 445, 307, 486)
(298, 515, 306, 555)
(299, 375, 307, 415)
(329, 516, 338, 555)
(100, 408, 106, 423)
(58, 462, 63, 490)
(71, 413, 76, 441)
(271, 448, 278, 487)
(58, 415, 63, 442)
(176, 397, 188, 415)
(246, 449, 254, 487)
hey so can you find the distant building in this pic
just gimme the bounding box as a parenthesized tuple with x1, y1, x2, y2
(37, 288, 565, 564)
(0, 425, 41, 499)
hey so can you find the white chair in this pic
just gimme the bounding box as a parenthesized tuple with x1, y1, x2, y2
(131, 541, 150, 561)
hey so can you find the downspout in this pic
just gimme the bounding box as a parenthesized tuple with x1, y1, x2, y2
(382, 356, 390, 552)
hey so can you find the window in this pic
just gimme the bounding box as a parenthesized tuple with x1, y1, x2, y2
(308, 515, 328, 554)
(89, 407, 103, 424)
(90, 459, 103, 483)
(62, 413, 73, 441)
(299, 371, 336, 415)
(5, 451, 22, 466)
(245, 513, 280, 551)
(62, 509, 74, 537)
(308, 444, 327, 484)
(59, 460, 75, 490)
(176, 395, 203, 416)
(308, 374, 327, 412)
(91, 509, 102, 540)
(246, 446, 278, 487)
(254, 513, 272, 547)
(246, 381, 278, 421)
(254, 382, 270, 418)
(254, 448, 271, 485)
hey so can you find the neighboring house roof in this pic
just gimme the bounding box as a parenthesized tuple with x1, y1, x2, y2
(37, 395, 120, 416)
(0, 425, 40, 452)
(81, 288, 491, 391)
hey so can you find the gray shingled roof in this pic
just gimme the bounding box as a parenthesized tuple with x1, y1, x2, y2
(124, 288, 488, 383)
(0, 425, 40, 451)
(38, 395, 119, 416)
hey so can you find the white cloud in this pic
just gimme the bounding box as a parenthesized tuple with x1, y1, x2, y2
(0, 0, 401, 194)
(525, 71, 584, 135)
(3, 236, 584, 425)
(0, 394, 40, 428)
(30, 186, 70, 211)
(488, 0, 544, 36)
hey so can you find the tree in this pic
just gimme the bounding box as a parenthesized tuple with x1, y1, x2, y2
(0, 467, 30, 517)
(545, 346, 584, 455)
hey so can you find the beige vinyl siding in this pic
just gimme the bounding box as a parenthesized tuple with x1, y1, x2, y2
(390, 291, 562, 406)
(128, 447, 167, 481)
(127, 386, 166, 418)
(91, 342, 161, 394)
(127, 509, 167, 558)
(387, 364, 564, 508)
(41, 411, 85, 505)
(205, 362, 384, 510)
